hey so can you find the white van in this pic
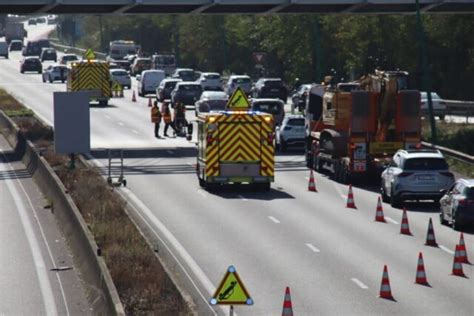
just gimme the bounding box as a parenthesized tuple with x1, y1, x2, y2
(137, 70, 165, 97)
(0, 41, 9, 59)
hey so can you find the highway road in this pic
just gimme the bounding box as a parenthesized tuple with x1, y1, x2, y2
(0, 23, 472, 315)
(0, 135, 90, 314)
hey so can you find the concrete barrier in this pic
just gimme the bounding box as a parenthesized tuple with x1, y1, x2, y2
(0, 112, 125, 316)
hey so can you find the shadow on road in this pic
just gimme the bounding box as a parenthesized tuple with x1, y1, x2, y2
(208, 185, 295, 200)
(89, 147, 197, 159)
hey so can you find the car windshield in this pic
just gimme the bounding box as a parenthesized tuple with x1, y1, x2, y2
(264, 80, 283, 88)
(421, 92, 441, 100)
(465, 187, 474, 199)
(179, 84, 201, 91)
(403, 158, 448, 171)
(287, 118, 305, 126)
(137, 60, 151, 66)
(203, 92, 226, 100)
(165, 81, 179, 89)
(204, 74, 220, 80)
(179, 71, 194, 77)
(234, 78, 251, 84)
(156, 56, 175, 64)
(253, 102, 282, 114)
(146, 72, 163, 80)
(63, 55, 77, 61)
(112, 71, 127, 76)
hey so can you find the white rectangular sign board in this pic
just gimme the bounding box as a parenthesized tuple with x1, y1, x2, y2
(54, 92, 90, 154)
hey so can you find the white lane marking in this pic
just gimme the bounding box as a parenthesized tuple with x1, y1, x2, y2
(237, 194, 248, 201)
(340, 194, 347, 200)
(268, 216, 280, 224)
(131, 129, 139, 134)
(385, 216, 398, 224)
(0, 153, 58, 315)
(332, 182, 347, 201)
(305, 243, 320, 253)
(304, 177, 309, 180)
(118, 122, 125, 126)
(351, 278, 369, 289)
(105, 115, 111, 120)
(167, 150, 174, 155)
(440, 245, 455, 255)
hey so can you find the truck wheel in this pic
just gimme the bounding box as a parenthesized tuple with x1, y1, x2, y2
(256, 183, 271, 191)
(199, 178, 206, 188)
(390, 188, 402, 208)
(99, 100, 108, 107)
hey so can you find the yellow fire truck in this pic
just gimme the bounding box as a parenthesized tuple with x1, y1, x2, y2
(195, 87, 275, 190)
(67, 51, 111, 106)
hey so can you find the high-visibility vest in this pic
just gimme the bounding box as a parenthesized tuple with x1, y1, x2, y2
(161, 105, 172, 123)
(151, 107, 161, 123)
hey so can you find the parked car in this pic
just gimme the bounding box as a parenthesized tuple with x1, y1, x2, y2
(421, 92, 447, 120)
(251, 98, 286, 126)
(113, 60, 131, 71)
(440, 179, 474, 230)
(9, 40, 23, 51)
(137, 70, 165, 96)
(275, 115, 306, 151)
(130, 57, 151, 76)
(195, 91, 228, 116)
(380, 149, 455, 208)
(110, 69, 131, 89)
(196, 72, 222, 91)
(171, 82, 203, 107)
(156, 78, 182, 102)
(252, 78, 288, 102)
(42, 64, 67, 83)
(171, 68, 195, 82)
(20, 57, 42, 73)
(291, 84, 312, 112)
(0, 41, 8, 59)
(225, 75, 252, 96)
(40, 47, 57, 62)
(28, 19, 37, 25)
(36, 17, 46, 24)
(59, 54, 79, 65)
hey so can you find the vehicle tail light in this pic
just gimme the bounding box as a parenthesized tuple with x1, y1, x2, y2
(267, 132, 274, 145)
(398, 172, 413, 177)
(440, 171, 454, 178)
(458, 197, 474, 206)
(207, 134, 214, 144)
(303, 92, 308, 97)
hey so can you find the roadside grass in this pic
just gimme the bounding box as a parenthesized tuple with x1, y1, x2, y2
(0, 88, 189, 314)
(422, 119, 474, 155)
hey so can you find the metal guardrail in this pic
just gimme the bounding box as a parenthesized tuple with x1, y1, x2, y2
(444, 100, 474, 122)
(421, 141, 474, 165)
(49, 40, 107, 60)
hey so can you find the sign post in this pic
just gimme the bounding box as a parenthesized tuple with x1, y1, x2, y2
(210, 265, 253, 315)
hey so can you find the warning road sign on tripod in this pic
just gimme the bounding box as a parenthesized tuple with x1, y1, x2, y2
(226, 87, 250, 110)
(210, 265, 253, 305)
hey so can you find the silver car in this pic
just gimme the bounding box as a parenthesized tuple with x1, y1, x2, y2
(110, 69, 131, 89)
(421, 92, 447, 120)
(42, 64, 67, 83)
(225, 75, 252, 96)
(380, 149, 455, 208)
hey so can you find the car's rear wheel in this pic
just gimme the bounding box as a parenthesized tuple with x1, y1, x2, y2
(451, 210, 461, 230)
(49, 76, 53, 83)
(42, 76, 45, 83)
(439, 211, 448, 225)
(381, 180, 389, 203)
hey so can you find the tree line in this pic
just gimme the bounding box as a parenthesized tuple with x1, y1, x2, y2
(58, 14, 474, 100)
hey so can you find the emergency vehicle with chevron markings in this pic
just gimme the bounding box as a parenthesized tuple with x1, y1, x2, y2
(196, 87, 275, 190)
(67, 60, 112, 106)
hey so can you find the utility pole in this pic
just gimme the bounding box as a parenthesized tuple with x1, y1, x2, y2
(415, 0, 437, 144)
(98, 15, 104, 53)
(173, 16, 180, 66)
(220, 15, 228, 73)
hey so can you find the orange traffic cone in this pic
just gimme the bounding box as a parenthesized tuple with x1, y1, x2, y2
(458, 233, 471, 264)
(375, 197, 386, 222)
(346, 185, 357, 209)
(400, 208, 412, 235)
(132, 90, 137, 102)
(281, 286, 293, 316)
(424, 218, 438, 247)
(308, 170, 317, 192)
(148, 97, 152, 107)
(379, 265, 394, 300)
(452, 245, 466, 277)
(415, 252, 430, 286)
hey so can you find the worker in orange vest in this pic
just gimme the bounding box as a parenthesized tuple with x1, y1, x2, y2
(161, 102, 177, 137)
(151, 101, 162, 138)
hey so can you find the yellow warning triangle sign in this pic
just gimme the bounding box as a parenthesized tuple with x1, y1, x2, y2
(210, 266, 253, 305)
(84, 48, 96, 60)
(226, 87, 250, 110)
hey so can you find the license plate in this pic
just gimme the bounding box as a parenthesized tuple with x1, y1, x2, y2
(417, 175, 434, 181)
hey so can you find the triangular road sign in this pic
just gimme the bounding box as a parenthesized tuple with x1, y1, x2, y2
(226, 87, 251, 110)
(84, 48, 96, 60)
(210, 266, 253, 305)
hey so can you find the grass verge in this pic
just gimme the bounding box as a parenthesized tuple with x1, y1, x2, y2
(0, 89, 190, 315)
(422, 119, 474, 156)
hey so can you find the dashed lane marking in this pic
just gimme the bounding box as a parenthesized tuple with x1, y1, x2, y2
(440, 245, 455, 255)
(131, 129, 139, 134)
(118, 122, 125, 126)
(351, 278, 369, 289)
(268, 216, 280, 224)
(105, 115, 111, 120)
(305, 243, 320, 253)
(385, 216, 398, 224)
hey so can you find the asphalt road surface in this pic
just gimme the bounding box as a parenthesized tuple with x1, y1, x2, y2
(0, 23, 472, 315)
(0, 135, 90, 315)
